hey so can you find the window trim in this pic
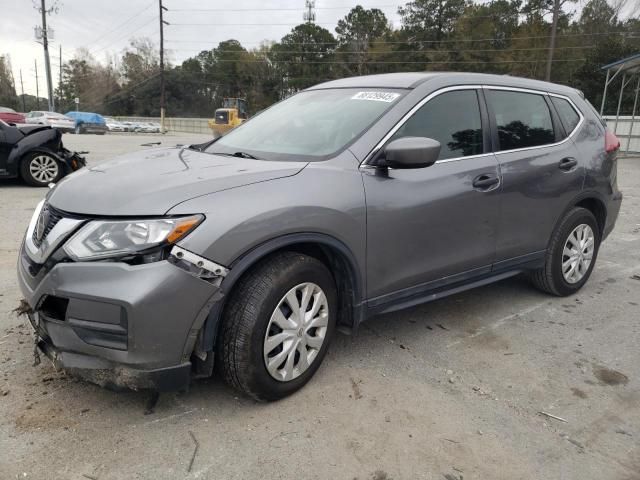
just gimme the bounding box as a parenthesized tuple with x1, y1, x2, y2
(362, 84, 585, 167)
(362, 85, 491, 166)
(484, 86, 584, 156)
(548, 94, 582, 138)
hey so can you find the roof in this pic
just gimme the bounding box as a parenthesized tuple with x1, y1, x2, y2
(308, 72, 445, 89)
(308, 72, 579, 96)
(601, 53, 640, 74)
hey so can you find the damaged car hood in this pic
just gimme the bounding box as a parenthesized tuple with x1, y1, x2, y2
(47, 147, 308, 215)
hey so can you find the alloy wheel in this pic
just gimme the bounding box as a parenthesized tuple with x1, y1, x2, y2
(29, 155, 59, 183)
(562, 223, 595, 284)
(263, 282, 329, 382)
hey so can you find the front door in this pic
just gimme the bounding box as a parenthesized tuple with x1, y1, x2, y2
(363, 88, 500, 303)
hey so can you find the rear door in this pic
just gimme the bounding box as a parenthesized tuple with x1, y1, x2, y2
(363, 87, 501, 302)
(485, 87, 584, 265)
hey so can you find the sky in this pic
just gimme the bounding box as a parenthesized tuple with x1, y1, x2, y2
(1, 0, 404, 98)
(1, 0, 635, 99)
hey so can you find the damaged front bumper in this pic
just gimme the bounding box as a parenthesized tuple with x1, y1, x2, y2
(17, 245, 226, 392)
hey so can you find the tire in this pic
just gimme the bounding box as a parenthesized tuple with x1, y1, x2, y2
(529, 207, 600, 296)
(20, 151, 62, 187)
(217, 252, 337, 401)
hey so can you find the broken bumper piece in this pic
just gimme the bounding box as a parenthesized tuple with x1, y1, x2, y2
(34, 331, 191, 391)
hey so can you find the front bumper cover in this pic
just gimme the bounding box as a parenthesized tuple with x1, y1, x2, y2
(18, 246, 223, 391)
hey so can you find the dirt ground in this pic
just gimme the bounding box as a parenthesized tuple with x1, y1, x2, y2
(0, 133, 638, 479)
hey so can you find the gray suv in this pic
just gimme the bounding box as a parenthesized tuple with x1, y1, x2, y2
(17, 73, 622, 400)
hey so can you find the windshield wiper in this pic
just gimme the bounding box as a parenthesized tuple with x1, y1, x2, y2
(209, 150, 260, 160)
(231, 151, 259, 159)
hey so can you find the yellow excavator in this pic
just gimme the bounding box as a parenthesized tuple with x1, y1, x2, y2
(208, 98, 248, 137)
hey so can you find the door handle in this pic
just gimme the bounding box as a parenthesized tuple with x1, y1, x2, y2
(472, 174, 500, 190)
(559, 157, 578, 171)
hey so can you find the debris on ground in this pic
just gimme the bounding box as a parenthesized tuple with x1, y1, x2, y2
(538, 411, 568, 423)
(143, 391, 160, 415)
(12, 299, 33, 317)
(187, 430, 199, 473)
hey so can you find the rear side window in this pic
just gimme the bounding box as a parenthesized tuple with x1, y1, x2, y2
(488, 90, 555, 151)
(551, 97, 581, 135)
(390, 90, 483, 160)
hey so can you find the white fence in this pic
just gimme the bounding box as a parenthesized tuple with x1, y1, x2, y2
(604, 116, 640, 154)
(116, 116, 212, 135)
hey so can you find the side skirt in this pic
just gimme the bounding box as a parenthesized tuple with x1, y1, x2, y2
(364, 251, 545, 318)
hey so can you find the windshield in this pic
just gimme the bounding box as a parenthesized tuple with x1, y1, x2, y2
(206, 88, 405, 161)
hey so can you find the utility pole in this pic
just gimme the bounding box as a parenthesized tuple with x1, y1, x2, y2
(303, 0, 316, 23)
(59, 44, 62, 108)
(545, 0, 561, 82)
(159, 0, 168, 133)
(19, 70, 26, 112)
(34, 60, 40, 110)
(38, 0, 55, 111)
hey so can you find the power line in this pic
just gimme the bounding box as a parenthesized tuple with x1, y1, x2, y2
(168, 45, 595, 55)
(169, 58, 588, 65)
(169, 4, 399, 12)
(166, 30, 634, 46)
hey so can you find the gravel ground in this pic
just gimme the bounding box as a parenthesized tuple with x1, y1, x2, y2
(0, 133, 638, 479)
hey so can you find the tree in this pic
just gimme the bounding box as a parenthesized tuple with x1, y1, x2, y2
(270, 23, 337, 94)
(0, 55, 18, 109)
(398, 0, 470, 43)
(335, 6, 391, 75)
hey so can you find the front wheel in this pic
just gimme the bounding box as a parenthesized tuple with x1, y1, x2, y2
(75, 125, 83, 134)
(20, 152, 62, 187)
(529, 207, 600, 296)
(217, 252, 337, 401)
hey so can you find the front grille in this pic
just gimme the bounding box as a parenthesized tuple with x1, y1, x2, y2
(32, 204, 64, 248)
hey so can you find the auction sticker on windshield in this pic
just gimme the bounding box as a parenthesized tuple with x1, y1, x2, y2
(351, 91, 401, 102)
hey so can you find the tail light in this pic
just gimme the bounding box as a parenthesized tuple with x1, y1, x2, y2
(605, 129, 620, 153)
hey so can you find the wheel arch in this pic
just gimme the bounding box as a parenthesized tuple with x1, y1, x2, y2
(196, 233, 365, 366)
(573, 195, 606, 237)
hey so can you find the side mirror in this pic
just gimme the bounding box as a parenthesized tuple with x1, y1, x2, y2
(381, 136, 441, 169)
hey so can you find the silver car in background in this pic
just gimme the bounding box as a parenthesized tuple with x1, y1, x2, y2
(24, 111, 75, 133)
(104, 117, 127, 132)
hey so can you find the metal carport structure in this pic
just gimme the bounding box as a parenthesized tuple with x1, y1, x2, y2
(601, 53, 640, 154)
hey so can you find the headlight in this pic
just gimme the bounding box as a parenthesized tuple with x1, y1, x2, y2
(63, 215, 203, 260)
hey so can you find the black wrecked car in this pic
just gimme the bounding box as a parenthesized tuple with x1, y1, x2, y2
(0, 119, 86, 186)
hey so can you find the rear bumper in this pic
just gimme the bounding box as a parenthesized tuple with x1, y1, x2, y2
(18, 250, 221, 391)
(603, 191, 623, 240)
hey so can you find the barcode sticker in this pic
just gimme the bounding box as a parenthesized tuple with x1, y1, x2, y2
(351, 91, 401, 102)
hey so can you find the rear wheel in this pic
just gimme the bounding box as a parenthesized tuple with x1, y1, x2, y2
(217, 252, 337, 401)
(529, 207, 600, 296)
(20, 152, 62, 187)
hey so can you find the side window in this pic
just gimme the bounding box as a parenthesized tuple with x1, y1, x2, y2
(390, 90, 483, 160)
(488, 90, 555, 151)
(551, 97, 581, 135)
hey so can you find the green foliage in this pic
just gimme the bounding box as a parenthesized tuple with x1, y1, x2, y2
(270, 23, 337, 93)
(0, 55, 18, 109)
(3, 0, 636, 118)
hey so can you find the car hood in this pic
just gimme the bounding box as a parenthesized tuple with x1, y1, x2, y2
(48, 147, 308, 215)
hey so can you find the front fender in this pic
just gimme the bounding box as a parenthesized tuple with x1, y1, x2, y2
(7, 128, 62, 173)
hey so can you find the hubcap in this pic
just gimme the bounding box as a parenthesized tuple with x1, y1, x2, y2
(29, 155, 59, 183)
(263, 282, 329, 382)
(562, 224, 595, 284)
